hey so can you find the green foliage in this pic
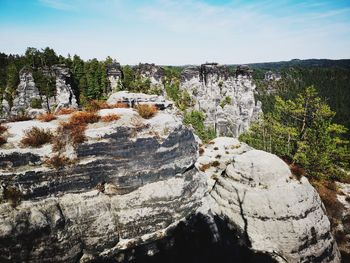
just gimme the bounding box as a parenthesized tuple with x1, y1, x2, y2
(184, 110, 216, 143)
(240, 87, 349, 180)
(220, 96, 231, 108)
(30, 98, 42, 109)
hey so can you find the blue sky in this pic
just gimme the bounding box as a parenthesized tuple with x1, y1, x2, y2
(0, 0, 349, 65)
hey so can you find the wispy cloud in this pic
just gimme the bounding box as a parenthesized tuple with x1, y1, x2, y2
(39, 0, 75, 11)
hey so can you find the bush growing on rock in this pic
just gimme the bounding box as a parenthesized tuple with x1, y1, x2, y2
(84, 100, 110, 112)
(0, 136, 6, 146)
(45, 154, 73, 170)
(184, 110, 216, 143)
(3, 186, 22, 208)
(101, 114, 120, 122)
(69, 111, 100, 124)
(30, 98, 42, 109)
(37, 113, 56, 122)
(56, 108, 76, 115)
(20, 127, 54, 147)
(135, 104, 158, 119)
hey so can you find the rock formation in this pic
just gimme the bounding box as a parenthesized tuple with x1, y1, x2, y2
(180, 63, 262, 137)
(106, 61, 123, 92)
(197, 137, 341, 262)
(2, 65, 78, 118)
(0, 92, 341, 262)
(134, 63, 165, 88)
(9, 67, 42, 116)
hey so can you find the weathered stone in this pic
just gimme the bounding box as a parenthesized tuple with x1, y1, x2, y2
(106, 61, 123, 93)
(181, 63, 262, 137)
(198, 137, 341, 262)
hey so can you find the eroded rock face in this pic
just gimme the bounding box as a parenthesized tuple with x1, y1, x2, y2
(0, 97, 205, 262)
(197, 137, 341, 262)
(336, 182, 350, 261)
(107, 61, 123, 92)
(181, 64, 262, 137)
(3, 66, 78, 118)
(10, 68, 42, 116)
(134, 63, 165, 85)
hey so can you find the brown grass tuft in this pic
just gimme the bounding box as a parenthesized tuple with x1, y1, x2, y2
(37, 113, 57, 122)
(45, 154, 73, 170)
(3, 186, 22, 208)
(101, 114, 120, 122)
(199, 147, 205, 155)
(211, 160, 220, 167)
(20, 127, 54, 147)
(289, 163, 305, 180)
(0, 136, 6, 146)
(85, 100, 110, 112)
(110, 102, 129, 108)
(0, 125, 8, 134)
(56, 108, 76, 115)
(199, 163, 211, 172)
(135, 104, 158, 119)
(9, 114, 33, 122)
(69, 111, 100, 124)
(58, 121, 87, 147)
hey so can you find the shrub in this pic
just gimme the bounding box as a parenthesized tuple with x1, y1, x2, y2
(199, 147, 205, 155)
(37, 113, 56, 122)
(69, 111, 100, 124)
(101, 114, 120, 122)
(85, 100, 110, 112)
(3, 186, 22, 208)
(0, 125, 8, 134)
(9, 114, 33, 122)
(30, 98, 42, 109)
(20, 127, 53, 147)
(220, 96, 232, 108)
(211, 160, 220, 167)
(183, 110, 216, 143)
(0, 136, 6, 146)
(58, 121, 87, 147)
(135, 104, 158, 119)
(56, 108, 76, 115)
(199, 163, 211, 172)
(45, 154, 72, 170)
(110, 102, 129, 108)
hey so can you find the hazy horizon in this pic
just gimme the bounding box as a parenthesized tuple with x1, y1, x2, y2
(1, 0, 350, 65)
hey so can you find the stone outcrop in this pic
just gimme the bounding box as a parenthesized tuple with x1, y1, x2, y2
(180, 63, 262, 137)
(197, 137, 340, 262)
(51, 65, 78, 112)
(10, 68, 42, 116)
(134, 63, 165, 88)
(0, 94, 206, 262)
(106, 61, 123, 92)
(2, 65, 78, 118)
(336, 182, 350, 261)
(0, 93, 341, 262)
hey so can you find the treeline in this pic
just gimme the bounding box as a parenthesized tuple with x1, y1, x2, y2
(254, 67, 350, 138)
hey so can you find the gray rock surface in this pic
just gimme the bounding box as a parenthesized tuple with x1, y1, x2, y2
(0, 95, 205, 262)
(10, 68, 42, 116)
(3, 66, 78, 117)
(197, 137, 340, 262)
(180, 64, 262, 137)
(106, 61, 123, 92)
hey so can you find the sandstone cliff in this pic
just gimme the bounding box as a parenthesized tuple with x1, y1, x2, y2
(180, 63, 262, 137)
(0, 92, 340, 262)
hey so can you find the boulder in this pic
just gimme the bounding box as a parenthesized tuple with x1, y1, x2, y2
(198, 137, 341, 262)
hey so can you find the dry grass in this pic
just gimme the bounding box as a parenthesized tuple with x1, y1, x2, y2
(0, 124, 8, 134)
(85, 100, 110, 112)
(199, 163, 211, 172)
(69, 111, 100, 124)
(199, 147, 205, 155)
(9, 114, 32, 122)
(101, 114, 120, 122)
(135, 104, 158, 119)
(0, 136, 6, 146)
(37, 113, 57, 122)
(110, 102, 129, 108)
(20, 127, 54, 147)
(289, 163, 305, 180)
(45, 154, 73, 170)
(211, 160, 220, 167)
(56, 108, 76, 115)
(58, 121, 87, 147)
(3, 186, 22, 208)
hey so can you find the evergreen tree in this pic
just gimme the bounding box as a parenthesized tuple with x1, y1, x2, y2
(240, 86, 349, 179)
